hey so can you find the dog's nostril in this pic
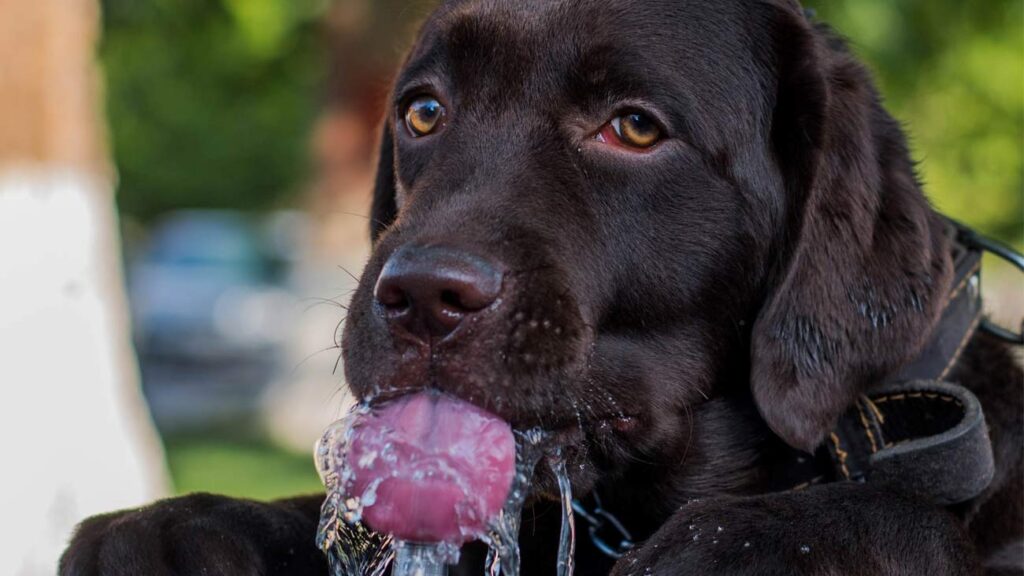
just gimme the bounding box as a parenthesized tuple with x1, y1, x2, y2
(384, 295, 409, 312)
(373, 245, 504, 338)
(376, 282, 410, 311)
(440, 289, 463, 310)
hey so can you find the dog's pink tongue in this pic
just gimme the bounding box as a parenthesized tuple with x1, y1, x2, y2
(348, 393, 515, 543)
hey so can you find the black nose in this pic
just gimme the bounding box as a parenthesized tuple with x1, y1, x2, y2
(374, 245, 504, 338)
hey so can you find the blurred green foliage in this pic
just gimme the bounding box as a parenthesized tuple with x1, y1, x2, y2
(100, 0, 327, 219)
(815, 0, 1023, 246)
(101, 0, 1022, 242)
(165, 436, 322, 500)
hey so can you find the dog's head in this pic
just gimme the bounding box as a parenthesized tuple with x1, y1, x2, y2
(341, 0, 952, 499)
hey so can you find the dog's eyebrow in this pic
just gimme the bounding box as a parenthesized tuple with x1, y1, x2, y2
(392, 47, 450, 102)
(570, 44, 703, 142)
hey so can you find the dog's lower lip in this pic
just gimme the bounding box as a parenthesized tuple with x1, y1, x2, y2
(519, 414, 640, 437)
(361, 390, 638, 437)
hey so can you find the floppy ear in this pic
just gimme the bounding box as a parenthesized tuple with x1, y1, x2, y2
(750, 5, 954, 452)
(369, 119, 398, 241)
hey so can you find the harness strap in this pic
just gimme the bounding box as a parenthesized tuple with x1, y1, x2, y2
(889, 221, 983, 383)
(826, 381, 994, 505)
(821, 219, 1007, 505)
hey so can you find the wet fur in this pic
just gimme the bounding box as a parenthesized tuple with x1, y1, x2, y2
(61, 1, 1022, 574)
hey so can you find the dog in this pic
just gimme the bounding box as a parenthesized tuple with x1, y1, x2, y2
(60, 0, 1023, 574)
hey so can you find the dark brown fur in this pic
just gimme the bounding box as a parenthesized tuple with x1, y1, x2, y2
(61, 1, 1023, 574)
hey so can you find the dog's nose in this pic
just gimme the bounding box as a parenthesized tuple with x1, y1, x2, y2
(374, 245, 503, 338)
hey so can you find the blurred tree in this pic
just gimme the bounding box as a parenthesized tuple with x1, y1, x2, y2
(101, 0, 328, 220)
(813, 0, 1023, 246)
(101, 0, 1022, 247)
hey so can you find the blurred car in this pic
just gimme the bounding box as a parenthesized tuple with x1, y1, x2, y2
(129, 211, 292, 360)
(127, 210, 299, 429)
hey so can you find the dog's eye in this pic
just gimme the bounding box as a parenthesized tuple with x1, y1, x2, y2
(404, 96, 445, 137)
(596, 112, 662, 150)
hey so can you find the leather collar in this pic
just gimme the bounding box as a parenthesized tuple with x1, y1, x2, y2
(818, 218, 1024, 505)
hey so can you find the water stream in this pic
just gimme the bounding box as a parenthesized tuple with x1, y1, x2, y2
(550, 452, 576, 576)
(482, 428, 548, 576)
(315, 410, 394, 576)
(391, 541, 460, 576)
(314, 419, 578, 576)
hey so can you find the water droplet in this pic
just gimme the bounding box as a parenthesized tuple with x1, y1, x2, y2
(358, 449, 378, 468)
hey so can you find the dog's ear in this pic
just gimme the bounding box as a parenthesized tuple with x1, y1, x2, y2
(750, 5, 953, 453)
(370, 119, 398, 241)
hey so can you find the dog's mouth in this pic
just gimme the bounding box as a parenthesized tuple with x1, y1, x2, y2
(342, 392, 516, 543)
(339, 390, 641, 543)
(363, 389, 641, 443)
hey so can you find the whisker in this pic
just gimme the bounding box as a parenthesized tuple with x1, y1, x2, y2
(326, 385, 355, 417)
(336, 265, 362, 283)
(291, 344, 342, 375)
(336, 210, 391, 233)
(300, 296, 350, 314)
(332, 350, 344, 375)
(678, 401, 695, 468)
(333, 317, 348, 349)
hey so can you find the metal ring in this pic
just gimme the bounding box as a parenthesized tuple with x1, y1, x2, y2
(951, 220, 1024, 345)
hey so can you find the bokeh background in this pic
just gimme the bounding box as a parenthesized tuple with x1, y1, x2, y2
(0, 0, 1020, 574)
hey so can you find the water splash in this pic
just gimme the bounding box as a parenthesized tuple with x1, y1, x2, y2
(315, 497, 392, 576)
(392, 541, 459, 576)
(314, 408, 393, 576)
(315, 414, 579, 576)
(483, 428, 549, 576)
(549, 452, 575, 576)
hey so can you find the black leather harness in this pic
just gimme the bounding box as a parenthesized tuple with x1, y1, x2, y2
(574, 219, 1024, 559)
(817, 219, 1013, 506)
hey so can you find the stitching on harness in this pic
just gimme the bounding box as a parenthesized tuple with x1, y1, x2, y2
(863, 396, 885, 424)
(946, 264, 980, 305)
(939, 313, 982, 381)
(855, 400, 878, 453)
(870, 392, 963, 408)
(868, 390, 965, 449)
(830, 433, 851, 479)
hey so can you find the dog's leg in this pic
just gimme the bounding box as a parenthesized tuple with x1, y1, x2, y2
(59, 493, 327, 576)
(609, 483, 981, 576)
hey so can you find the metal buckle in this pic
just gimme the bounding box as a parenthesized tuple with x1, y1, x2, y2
(570, 492, 635, 560)
(953, 221, 1024, 345)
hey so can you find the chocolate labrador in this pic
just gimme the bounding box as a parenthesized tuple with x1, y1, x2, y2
(61, 0, 1023, 574)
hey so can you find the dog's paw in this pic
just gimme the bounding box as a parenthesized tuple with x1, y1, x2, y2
(610, 484, 979, 576)
(609, 498, 785, 576)
(59, 493, 325, 576)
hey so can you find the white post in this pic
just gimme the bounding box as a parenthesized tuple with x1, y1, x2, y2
(0, 1, 169, 574)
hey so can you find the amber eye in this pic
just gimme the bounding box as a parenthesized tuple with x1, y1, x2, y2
(597, 112, 662, 150)
(404, 96, 445, 137)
